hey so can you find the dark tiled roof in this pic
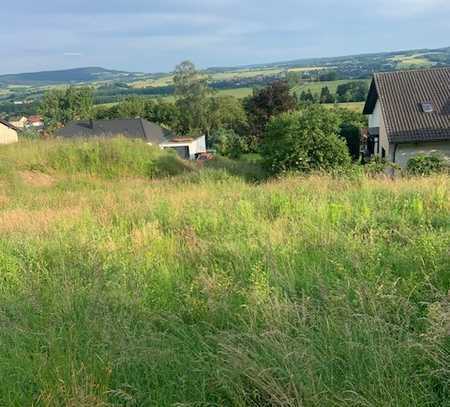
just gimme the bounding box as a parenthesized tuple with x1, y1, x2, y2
(55, 118, 172, 145)
(363, 68, 450, 143)
(0, 118, 18, 131)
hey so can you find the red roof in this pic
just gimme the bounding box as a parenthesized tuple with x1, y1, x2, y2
(28, 115, 43, 123)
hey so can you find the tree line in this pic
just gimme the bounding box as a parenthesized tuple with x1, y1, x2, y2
(299, 81, 369, 104)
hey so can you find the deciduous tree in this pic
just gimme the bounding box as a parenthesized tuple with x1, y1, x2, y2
(173, 60, 211, 135)
(39, 87, 94, 131)
(244, 80, 297, 145)
(261, 105, 351, 173)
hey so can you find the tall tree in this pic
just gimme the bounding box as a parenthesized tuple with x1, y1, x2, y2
(319, 86, 335, 104)
(116, 96, 146, 118)
(299, 89, 317, 104)
(173, 60, 211, 135)
(244, 80, 297, 145)
(205, 96, 248, 137)
(39, 87, 94, 131)
(144, 99, 179, 129)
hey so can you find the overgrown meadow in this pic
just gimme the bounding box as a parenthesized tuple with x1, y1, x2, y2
(0, 139, 449, 406)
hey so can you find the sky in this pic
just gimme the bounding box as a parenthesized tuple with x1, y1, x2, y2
(1, 0, 449, 75)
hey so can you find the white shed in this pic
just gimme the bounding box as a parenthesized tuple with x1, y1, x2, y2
(0, 119, 19, 145)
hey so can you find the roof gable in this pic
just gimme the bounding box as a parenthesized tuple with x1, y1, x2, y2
(363, 79, 378, 115)
(364, 68, 450, 143)
(0, 118, 18, 131)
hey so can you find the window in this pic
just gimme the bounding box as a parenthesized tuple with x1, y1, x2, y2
(382, 147, 386, 159)
(421, 102, 433, 113)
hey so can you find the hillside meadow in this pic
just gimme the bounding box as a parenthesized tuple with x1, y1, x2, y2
(0, 139, 449, 406)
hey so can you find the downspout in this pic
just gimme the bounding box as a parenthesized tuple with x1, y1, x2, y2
(392, 143, 398, 164)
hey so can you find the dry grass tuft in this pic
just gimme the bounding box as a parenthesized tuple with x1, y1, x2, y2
(0, 207, 82, 234)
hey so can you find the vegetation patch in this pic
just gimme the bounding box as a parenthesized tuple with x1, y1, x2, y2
(0, 151, 448, 405)
(0, 138, 193, 179)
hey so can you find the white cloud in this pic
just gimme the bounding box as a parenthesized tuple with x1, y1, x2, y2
(63, 52, 82, 56)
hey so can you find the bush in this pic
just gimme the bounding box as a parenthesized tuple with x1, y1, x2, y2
(365, 156, 400, 176)
(407, 154, 447, 176)
(261, 105, 351, 174)
(19, 128, 41, 140)
(209, 128, 247, 159)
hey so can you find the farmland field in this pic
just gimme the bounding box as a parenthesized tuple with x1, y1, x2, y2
(389, 54, 434, 69)
(324, 101, 365, 112)
(293, 79, 371, 95)
(0, 139, 449, 406)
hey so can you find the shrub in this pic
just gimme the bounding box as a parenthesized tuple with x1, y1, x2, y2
(407, 154, 447, 176)
(365, 156, 400, 176)
(261, 105, 351, 174)
(209, 128, 247, 159)
(19, 128, 41, 140)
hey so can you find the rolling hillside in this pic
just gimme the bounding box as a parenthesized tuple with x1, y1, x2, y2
(0, 67, 140, 86)
(1, 46, 449, 88)
(0, 45, 448, 115)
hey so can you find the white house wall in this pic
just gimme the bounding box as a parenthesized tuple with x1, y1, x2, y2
(159, 135, 206, 160)
(394, 141, 450, 168)
(0, 126, 18, 145)
(369, 100, 382, 129)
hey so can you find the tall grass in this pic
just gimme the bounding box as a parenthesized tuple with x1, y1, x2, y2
(0, 140, 449, 406)
(0, 137, 193, 179)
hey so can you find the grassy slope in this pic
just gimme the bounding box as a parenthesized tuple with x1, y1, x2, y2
(0, 140, 449, 405)
(130, 66, 325, 89)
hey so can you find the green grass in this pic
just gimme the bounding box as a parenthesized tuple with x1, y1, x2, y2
(0, 139, 449, 406)
(159, 87, 254, 102)
(389, 54, 434, 70)
(324, 101, 365, 112)
(0, 138, 193, 179)
(293, 79, 370, 96)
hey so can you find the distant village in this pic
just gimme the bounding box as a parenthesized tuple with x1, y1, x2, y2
(9, 115, 44, 131)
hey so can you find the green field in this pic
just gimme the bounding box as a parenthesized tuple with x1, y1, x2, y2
(324, 101, 365, 112)
(389, 54, 434, 70)
(293, 79, 370, 95)
(0, 139, 449, 406)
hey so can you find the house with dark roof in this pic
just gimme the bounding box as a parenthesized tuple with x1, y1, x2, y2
(0, 118, 19, 145)
(55, 118, 206, 159)
(363, 68, 450, 168)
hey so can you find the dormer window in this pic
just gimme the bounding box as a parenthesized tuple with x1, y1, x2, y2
(421, 102, 434, 113)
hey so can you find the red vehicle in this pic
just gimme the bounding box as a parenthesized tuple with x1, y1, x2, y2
(195, 152, 215, 161)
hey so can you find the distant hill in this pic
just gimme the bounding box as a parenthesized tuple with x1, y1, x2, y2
(2, 46, 450, 90)
(0, 67, 139, 86)
(1, 46, 449, 89)
(205, 47, 450, 81)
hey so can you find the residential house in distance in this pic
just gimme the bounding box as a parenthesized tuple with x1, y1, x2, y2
(55, 118, 207, 159)
(363, 68, 450, 167)
(0, 119, 19, 144)
(27, 115, 44, 129)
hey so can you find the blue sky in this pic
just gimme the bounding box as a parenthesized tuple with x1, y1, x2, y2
(1, 0, 449, 74)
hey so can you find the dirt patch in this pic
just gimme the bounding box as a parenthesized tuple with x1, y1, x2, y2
(0, 194, 9, 207)
(19, 171, 56, 188)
